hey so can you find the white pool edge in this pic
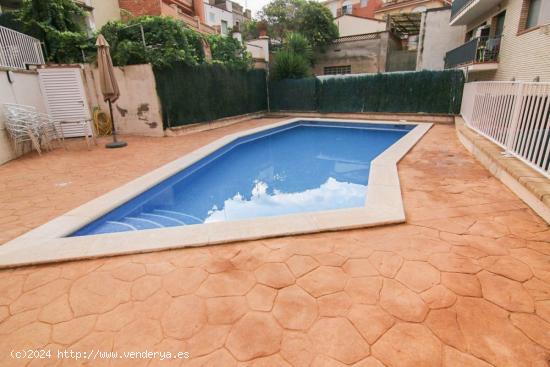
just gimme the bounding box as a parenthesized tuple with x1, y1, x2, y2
(0, 118, 432, 268)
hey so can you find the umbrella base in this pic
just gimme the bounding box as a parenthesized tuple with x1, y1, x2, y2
(106, 141, 128, 149)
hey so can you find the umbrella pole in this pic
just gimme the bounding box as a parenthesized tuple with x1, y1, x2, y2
(106, 100, 127, 149)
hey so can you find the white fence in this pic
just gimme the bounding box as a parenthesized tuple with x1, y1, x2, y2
(461, 81, 550, 178)
(0, 25, 45, 70)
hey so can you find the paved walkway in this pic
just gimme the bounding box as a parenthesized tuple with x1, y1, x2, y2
(0, 119, 549, 366)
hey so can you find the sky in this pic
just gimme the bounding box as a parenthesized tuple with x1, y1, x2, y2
(233, 0, 323, 18)
(233, 0, 272, 17)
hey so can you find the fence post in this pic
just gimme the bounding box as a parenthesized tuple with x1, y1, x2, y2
(503, 82, 525, 154)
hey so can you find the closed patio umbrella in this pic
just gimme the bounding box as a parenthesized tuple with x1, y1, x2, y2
(96, 34, 127, 148)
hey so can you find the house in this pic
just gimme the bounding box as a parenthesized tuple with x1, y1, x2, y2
(0, 0, 121, 31)
(78, 0, 121, 29)
(247, 36, 270, 69)
(416, 7, 466, 70)
(203, 0, 252, 35)
(445, 0, 550, 82)
(313, 31, 403, 75)
(324, 0, 384, 18)
(335, 14, 387, 37)
(118, 0, 217, 34)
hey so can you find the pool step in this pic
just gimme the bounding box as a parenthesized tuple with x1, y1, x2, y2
(152, 210, 203, 225)
(112, 209, 203, 231)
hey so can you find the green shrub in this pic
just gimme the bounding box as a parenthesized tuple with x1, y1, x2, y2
(99, 16, 205, 67)
(285, 32, 313, 63)
(207, 35, 252, 70)
(272, 50, 311, 80)
(7, 0, 91, 63)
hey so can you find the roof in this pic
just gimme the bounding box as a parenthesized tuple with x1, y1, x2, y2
(387, 12, 423, 36)
(332, 31, 388, 43)
(335, 14, 387, 23)
(375, 0, 450, 13)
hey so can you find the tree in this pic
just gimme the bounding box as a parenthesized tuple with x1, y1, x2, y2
(207, 34, 252, 70)
(295, 1, 338, 49)
(241, 19, 261, 41)
(12, 0, 91, 63)
(259, 0, 304, 40)
(259, 0, 338, 49)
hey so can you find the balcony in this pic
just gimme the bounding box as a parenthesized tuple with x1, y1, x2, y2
(445, 36, 501, 70)
(450, 0, 502, 26)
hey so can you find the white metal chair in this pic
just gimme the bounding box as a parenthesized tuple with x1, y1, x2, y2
(55, 118, 97, 150)
(2, 103, 45, 155)
(3, 103, 98, 154)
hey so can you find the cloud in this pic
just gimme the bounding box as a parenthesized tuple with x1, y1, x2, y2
(205, 177, 366, 222)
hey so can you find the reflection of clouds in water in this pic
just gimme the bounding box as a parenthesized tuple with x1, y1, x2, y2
(205, 178, 366, 223)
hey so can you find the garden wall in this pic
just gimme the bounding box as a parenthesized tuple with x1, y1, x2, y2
(269, 70, 465, 115)
(83, 63, 164, 137)
(154, 64, 267, 128)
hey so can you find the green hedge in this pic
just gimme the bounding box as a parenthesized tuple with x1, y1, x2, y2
(270, 70, 465, 115)
(154, 63, 267, 128)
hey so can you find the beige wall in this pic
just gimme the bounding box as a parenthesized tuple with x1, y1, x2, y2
(335, 15, 387, 37)
(417, 8, 466, 70)
(89, 0, 121, 29)
(313, 32, 397, 75)
(83, 64, 164, 137)
(0, 69, 47, 165)
(462, 0, 550, 82)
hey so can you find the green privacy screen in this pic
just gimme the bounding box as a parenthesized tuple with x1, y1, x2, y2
(269, 70, 465, 115)
(269, 78, 318, 112)
(154, 64, 267, 128)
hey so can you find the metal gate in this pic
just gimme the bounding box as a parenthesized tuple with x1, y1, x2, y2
(38, 67, 92, 138)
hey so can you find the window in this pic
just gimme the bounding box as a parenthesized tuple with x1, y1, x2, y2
(520, 0, 550, 32)
(360, 0, 369, 7)
(342, 0, 353, 15)
(527, 0, 542, 28)
(209, 12, 215, 23)
(324, 65, 352, 75)
(493, 11, 506, 37)
(221, 20, 228, 35)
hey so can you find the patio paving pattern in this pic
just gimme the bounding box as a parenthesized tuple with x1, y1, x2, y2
(0, 119, 550, 366)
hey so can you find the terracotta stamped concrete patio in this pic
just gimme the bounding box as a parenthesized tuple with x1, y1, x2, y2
(0, 118, 550, 366)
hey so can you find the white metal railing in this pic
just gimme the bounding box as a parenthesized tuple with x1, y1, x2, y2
(461, 81, 550, 178)
(0, 25, 45, 70)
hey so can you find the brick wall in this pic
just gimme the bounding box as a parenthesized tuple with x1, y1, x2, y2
(463, 0, 550, 82)
(118, 0, 162, 17)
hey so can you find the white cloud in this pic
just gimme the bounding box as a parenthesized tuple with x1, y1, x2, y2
(204, 177, 367, 222)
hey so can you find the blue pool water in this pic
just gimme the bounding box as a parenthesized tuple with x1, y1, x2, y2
(71, 121, 414, 236)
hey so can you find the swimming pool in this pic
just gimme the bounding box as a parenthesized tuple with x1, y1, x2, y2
(72, 121, 414, 237)
(1, 118, 431, 267)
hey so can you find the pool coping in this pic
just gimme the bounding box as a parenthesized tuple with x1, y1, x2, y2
(0, 118, 432, 268)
